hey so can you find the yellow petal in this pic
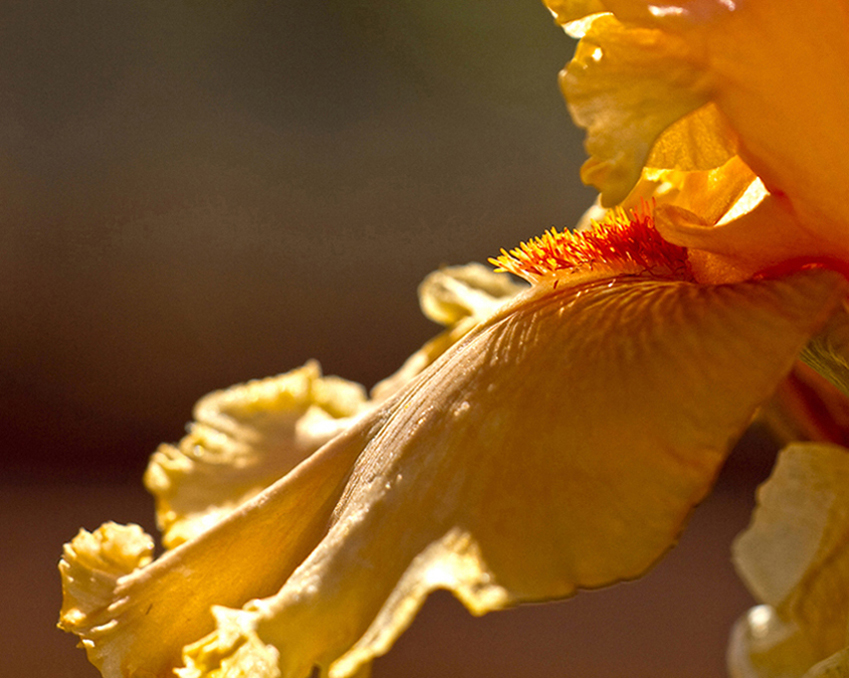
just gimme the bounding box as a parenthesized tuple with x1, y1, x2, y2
(644, 102, 738, 173)
(58, 523, 153, 632)
(728, 604, 822, 678)
(58, 421, 373, 678)
(654, 194, 848, 284)
(575, 154, 757, 232)
(417, 263, 525, 328)
(804, 648, 849, 678)
(551, 0, 849, 260)
(145, 361, 370, 548)
(372, 264, 525, 403)
(732, 442, 849, 673)
(558, 12, 720, 205)
(694, 0, 849, 247)
(178, 267, 844, 678)
(543, 0, 607, 29)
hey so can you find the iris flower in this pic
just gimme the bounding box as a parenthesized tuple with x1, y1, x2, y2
(59, 1, 849, 677)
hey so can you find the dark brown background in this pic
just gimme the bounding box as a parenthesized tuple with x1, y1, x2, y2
(2, 1, 771, 676)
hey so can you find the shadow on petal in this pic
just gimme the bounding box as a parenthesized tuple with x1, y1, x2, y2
(178, 268, 844, 678)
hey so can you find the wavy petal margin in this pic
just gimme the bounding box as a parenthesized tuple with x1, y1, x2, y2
(546, 0, 849, 261)
(163, 268, 843, 678)
(145, 362, 370, 548)
(59, 263, 845, 678)
(730, 443, 849, 677)
(560, 11, 721, 206)
(143, 264, 523, 550)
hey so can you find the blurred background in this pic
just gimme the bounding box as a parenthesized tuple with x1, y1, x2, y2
(2, 1, 771, 676)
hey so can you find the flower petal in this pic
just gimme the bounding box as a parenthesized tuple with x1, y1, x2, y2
(145, 361, 370, 548)
(372, 264, 524, 402)
(731, 443, 849, 674)
(550, 0, 849, 257)
(58, 421, 374, 678)
(178, 268, 844, 678)
(654, 194, 848, 284)
(557, 12, 721, 205)
(575, 155, 757, 232)
(691, 0, 849, 245)
(804, 648, 849, 678)
(543, 0, 607, 28)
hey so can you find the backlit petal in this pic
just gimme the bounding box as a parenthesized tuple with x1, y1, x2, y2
(144, 362, 370, 548)
(546, 0, 849, 261)
(176, 268, 843, 678)
(731, 442, 849, 675)
(560, 12, 716, 205)
(58, 422, 373, 678)
(654, 195, 849, 284)
(543, 0, 607, 27)
(575, 155, 756, 231)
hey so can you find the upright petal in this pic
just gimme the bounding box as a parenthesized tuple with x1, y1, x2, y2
(560, 12, 720, 206)
(546, 0, 849, 262)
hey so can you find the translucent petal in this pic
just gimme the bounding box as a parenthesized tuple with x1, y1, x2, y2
(417, 263, 525, 327)
(178, 268, 844, 678)
(552, 0, 849, 259)
(694, 0, 849, 244)
(575, 154, 757, 232)
(645, 103, 738, 172)
(58, 422, 373, 678)
(542, 0, 608, 28)
(560, 13, 716, 205)
(733, 443, 849, 669)
(654, 195, 846, 284)
(144, 361, 370, 548)
(728, 604, 822, 678)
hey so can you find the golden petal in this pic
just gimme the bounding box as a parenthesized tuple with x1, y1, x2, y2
(554, 0, 849, 256)
(58, 421, 373, 678)
(178, 268, 844, 678)
(542, 0, 608, 29)
(145, 361, 370, 548)
(803, 648, 849, 678)
(728, 604, 822, 678)
(372, 264, 524, 402)
(58, 523, 153, 633)
(732, 443, 849, 669)
(654, 194, 848, 284)
(576, 154, 757, 231)
(644, 103, 738, 173)
(694, 0, 849, 244)
(560, 13, 715, 205)
(417, 263, 525, 327)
